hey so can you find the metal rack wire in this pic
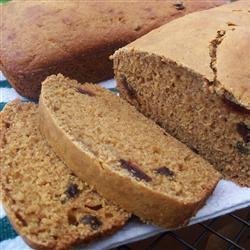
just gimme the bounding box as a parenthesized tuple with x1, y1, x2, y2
(114, 208, 250, 250)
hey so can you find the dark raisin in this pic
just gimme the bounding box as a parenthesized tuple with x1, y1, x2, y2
(4, 122, 11, 128)
(80, 215, 102, 230)
(227, 22, 237, 26)
(85, 204, 103, 211)
(189, 146, 199, 154)
(15, 212, 27, 227)
(67, 213, 79, 226)
(236, 141, 249, 155)
(236, 122, 250, 143)
(120, 75, 136, 99)
(70, 172, 77, 177)
(76, 87, 95, 96)
(134, 25, 141, 31)
(119, 159, 152, 182)
(222, 98, 250, 115)
(154, 167, 174, 177)
(163, 131, 168, 136)
(174, 1, 185, 10)
(65, 183, 80, 199)
(130, 215, 142, 222)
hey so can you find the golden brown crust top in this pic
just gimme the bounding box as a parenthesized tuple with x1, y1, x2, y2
(1, 0, 226, 74)
(119, 1, 250, 109)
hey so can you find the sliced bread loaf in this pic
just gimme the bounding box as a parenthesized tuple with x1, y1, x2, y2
(39, 74, 221, 228)
(112, 0, 250, 186)
(0, 101, 129, 250)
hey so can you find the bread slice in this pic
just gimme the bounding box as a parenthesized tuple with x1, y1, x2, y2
(1, 0, 226, 99)
(39, 74, 221, 228)
(112, 0, 250, 187)
(0, 101, 129, 250)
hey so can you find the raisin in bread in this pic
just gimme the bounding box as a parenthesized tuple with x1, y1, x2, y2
(112, 0, 250, 186)
(0, 101, 129, 250)
(1, 0, 226, 99)
(39, 74, 221, 228)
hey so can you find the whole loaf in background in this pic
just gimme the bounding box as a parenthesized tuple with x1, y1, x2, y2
(0, 0, 226, 99)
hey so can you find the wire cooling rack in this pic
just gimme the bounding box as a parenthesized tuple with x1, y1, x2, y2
(114, 208, 250, 250)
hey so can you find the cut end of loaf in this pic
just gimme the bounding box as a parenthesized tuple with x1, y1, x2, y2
(113, 49, 250, 187)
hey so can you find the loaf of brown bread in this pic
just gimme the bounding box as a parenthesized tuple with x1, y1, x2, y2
(0, 101, 129, 250)
(0, 0, 226, 99)
(113, 0, 250, 187)
(39, 74, 221, 229)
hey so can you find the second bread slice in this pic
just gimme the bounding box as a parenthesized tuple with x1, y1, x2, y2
(39, 74, 221, 228)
